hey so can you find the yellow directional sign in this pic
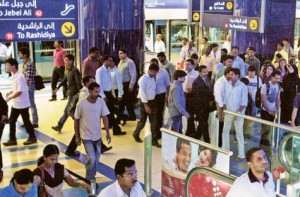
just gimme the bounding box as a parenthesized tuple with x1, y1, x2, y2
(193, 12, 200, 22)
(61, 22, 75, 37)
(226, 2, 233, 10)
(249, 19, 258, 31)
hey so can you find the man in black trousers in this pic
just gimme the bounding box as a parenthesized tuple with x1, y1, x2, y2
(0, 92, 8, 181)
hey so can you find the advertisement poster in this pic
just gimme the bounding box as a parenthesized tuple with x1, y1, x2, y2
(161, 132, 230, 197)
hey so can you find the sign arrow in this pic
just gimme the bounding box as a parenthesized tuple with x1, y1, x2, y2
(64, 25, 73, 34)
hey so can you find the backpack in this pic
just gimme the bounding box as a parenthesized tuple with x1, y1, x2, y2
(255, 82, 270, 108)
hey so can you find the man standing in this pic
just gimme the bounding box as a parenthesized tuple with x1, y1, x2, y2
(245, 47, 261, 76)
(231, 46, 246, 77)
(75, 82, 111, 181)
(282, 37, 295, 64)
(132, 63, 160, 147)
(198, 37, 209, 56)
(82, 47, 101, 78)
(210, 43, 221, 63)
(154, 62, 171, 140)
(51, 54, 82, 132)
(154, 34, 166, 53)
(272, 43, 288, 65)
(98, 158, 146, 197)
(3, 58, 37, 146)
(157, 52, 175, 81)
(191, 65, 213, 143)
(227, 147, 276, 197)
(18, 47, 39, 128)
(183, 59, 198, 137)
(49, 41, 67, 101)
(199, 45, 217, 78)
(260, 70, 281, 147)
(118, 49, 137, 121)
(96, 55, 126, 135)
(222, 68, 248, 159)
(180, 41, 198, 61)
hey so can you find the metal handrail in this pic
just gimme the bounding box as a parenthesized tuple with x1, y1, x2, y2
(224, 110, 300, 134)
(160, 128, 233, 156)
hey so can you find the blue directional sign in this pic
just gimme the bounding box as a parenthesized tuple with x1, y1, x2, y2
(204, 0, 234, 15)
(0, 0, 79, 42)
(145, 0, 187, 9)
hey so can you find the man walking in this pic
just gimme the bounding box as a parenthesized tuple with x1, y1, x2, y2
(75, 82, 111, 181)
(51, 54, 82, 132)
(82, 47, 100, 78)
(3, 58, 37, 146)
(118, 49, 137, 121)
(49, 41, 67, 101)
(96, 55, 126, 135)
(18, 47, 39, 128)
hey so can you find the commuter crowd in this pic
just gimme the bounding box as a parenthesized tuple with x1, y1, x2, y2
(0, 35, 299, 196)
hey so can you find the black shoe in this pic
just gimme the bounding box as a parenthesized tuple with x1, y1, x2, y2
(61, 96, 68, 100)
(52, 126, 61, 132)
(152, 141, 161, 148)
(0, 169, 3, 182)
(101, 146, 112, 154)
(65, 151, 80, 157)
(23, 138, 37, 145)
(113, 131, 126, 136)
(3, 140, 17, 146)
(127, 116, 136, 121)
(49, 98, 57, 101)
(134, 136, 143, 143)
(33, 124, 39, 128)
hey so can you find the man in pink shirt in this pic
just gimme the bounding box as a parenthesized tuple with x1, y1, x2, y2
(82, 47, 101, 78)
(49, 41, 67, 101)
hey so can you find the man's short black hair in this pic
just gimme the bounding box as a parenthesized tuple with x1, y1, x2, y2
(103, 55, 114, 62)
(224, 67, 233, 76)
(10, 169, 33, 184)
(232, 46, 240, 51)
(119, 49, 128, 54)
(182, 37, 188, 42)
(246, 147, 263, 162)
(275, 53, 283, 59)
(157, 52, 166, 58)
(88, 82, 100, 90)
(185, 59, 194, 65)
(283, 37, 289, 42)
(174, 70, 187, 80)
(248, 65, 257, 72)
(115, 158, 135, 177)
(176, 138, 191, 152)
(19, 47, 30, 57)
(277, 43, 284, 48)
(6, 58, 18, 69)
(89, 47, 99, 54)
(148, 63, 159, 71)
(202, 37, 208, 42)
(221, 48, 228, 54)
(150, 58, 159, 65)
(248, 46, 256, 52)
(220, 54, 227, 63)
(226, 55, 234, 60)
(82, 76, 94, 86)
(211, 43, 218, 48)
(197, 65, 207, 73)
(230, 68, 240, 76)
(65, 54, 74, 62)
(56, 40, 64, 46)
(271, 70, 282, 77)
(191, 53, 198, 60)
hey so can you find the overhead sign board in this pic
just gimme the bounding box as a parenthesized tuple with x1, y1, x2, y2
(190, 0, 201, 22)
(0, 0, 79, 42)
(202, 13, 260, 32)
(145, 0, 187, 9)
(204, 0, 234, 15)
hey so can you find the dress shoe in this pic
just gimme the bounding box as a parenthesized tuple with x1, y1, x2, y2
(113, 131, 126, 136)
(3, 140, 17, 146)
(0, 169, 3, 182)
(61, 96, 68, 100)
(33, 124, 39, 128)
(52, 126, 62, 132)
(101, 146, 112, 154)
(49, 98, 57, 101)
(152, 141, 161, 148)
(134, 137, 143, 143)
(65, 151, 80, 157)
(23, 138, 37, 145)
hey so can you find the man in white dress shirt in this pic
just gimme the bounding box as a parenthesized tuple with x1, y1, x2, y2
(132, 63, 159, 146)
(0, 43, 7, 75)
(154, 34, 166, 53)
(98, 158, 146, 197)
(96, 55, 126, 136)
